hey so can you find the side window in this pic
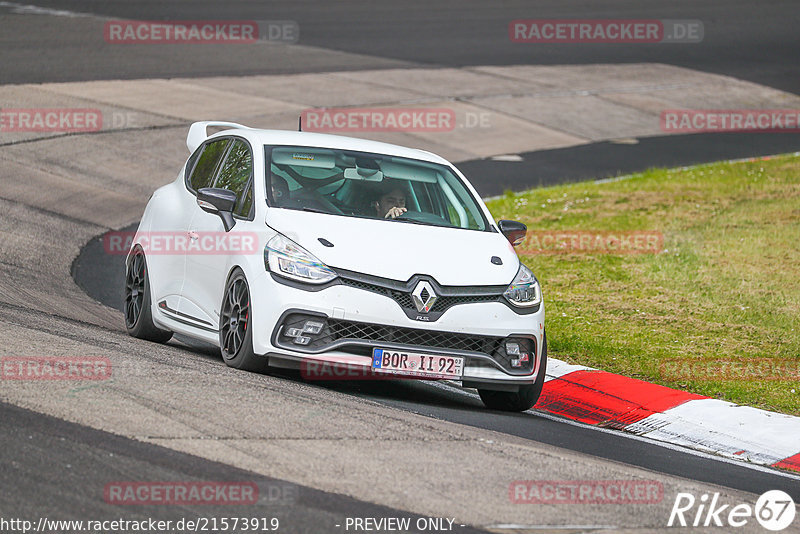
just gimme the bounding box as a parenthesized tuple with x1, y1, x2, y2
(410, 182, 435, 213)
(188, 138, 230, 192)
(184, 145, 203, 182)
(213, 139, 254, 218)
(443, 194, 462, 227)
(238, 187, 253, 218)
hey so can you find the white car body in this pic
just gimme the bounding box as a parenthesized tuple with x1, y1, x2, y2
(126, 122, 546, 410)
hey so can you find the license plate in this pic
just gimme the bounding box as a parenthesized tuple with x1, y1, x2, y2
(371, 348, 464, 379)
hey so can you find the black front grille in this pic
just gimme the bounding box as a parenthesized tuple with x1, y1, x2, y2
(280, 313, 500, 353)
(327, 319, 503, 354)
(391, 291, 415, 309)
(339, 276, 503, 315)
(276, 313, 535, 375)
(339, 278, 382, 293)
(431, 294, 499, 311)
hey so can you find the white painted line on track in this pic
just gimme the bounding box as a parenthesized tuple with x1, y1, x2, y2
(427, 379, 800, 483)
(628, 398, 800, 465)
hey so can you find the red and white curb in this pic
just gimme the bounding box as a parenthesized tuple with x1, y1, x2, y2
(539, 360, 800, 473)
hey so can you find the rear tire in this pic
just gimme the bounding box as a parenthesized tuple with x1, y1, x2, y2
(124, 246, 173, 343)
(479, 333, 547, 412)
(219, 268, 267, 373)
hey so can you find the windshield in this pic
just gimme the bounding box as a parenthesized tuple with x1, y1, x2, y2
(265, 146, 489, 231)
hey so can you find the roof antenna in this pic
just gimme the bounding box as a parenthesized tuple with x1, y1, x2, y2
(298, 115, 302, 132)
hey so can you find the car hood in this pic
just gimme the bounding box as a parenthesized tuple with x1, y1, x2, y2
(265, 209, 520, 286)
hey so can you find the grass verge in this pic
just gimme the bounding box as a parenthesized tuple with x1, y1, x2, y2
(486, 153, 800, 415)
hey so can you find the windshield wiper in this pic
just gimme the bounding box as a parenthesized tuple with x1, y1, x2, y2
(391, 217, 428, 225)
(301, 207, 330, 214)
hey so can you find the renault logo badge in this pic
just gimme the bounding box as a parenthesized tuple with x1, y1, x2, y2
(411, 281, 437, 313)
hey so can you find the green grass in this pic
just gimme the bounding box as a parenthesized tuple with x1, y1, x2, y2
(486, 153, 800, 415)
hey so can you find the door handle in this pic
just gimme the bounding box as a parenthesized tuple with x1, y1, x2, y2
(188, 231, 199, 241)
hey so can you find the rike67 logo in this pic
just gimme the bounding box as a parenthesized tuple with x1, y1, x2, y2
(668, 490, 796, 531)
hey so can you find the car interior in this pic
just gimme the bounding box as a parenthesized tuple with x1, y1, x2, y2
(265, 146, 487, 230)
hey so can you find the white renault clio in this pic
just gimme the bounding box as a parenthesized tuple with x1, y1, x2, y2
(125, 122, 546, 411)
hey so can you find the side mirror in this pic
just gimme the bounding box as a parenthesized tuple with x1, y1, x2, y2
(498, 220, 527, 247)
(197, 188, 237, 232)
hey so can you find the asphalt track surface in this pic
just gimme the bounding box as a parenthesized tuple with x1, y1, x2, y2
(3, 1, 799, 191)
(460, 133, 800, 197)
(1, 401, 489, 534)
(6, 0, 800, 95)
(4, 0, 800, 531)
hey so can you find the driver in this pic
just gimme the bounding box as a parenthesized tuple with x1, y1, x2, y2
(372, 183, 407, 219)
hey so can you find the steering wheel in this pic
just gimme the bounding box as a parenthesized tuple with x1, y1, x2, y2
(292, 189, 344, 214)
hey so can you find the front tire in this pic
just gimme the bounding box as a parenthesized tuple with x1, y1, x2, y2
(219, 268, 267, 372)
(124, 246, 173, 343)
(479, 334, 548, 412)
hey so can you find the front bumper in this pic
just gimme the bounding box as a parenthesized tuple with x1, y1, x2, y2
(248, 270, 545, 389)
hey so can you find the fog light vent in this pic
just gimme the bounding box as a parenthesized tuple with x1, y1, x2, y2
(497, 337, 534, 371)
(283, 317, 328, 346)
(293, 335, 311, 346)
(302, 320, 324, 335)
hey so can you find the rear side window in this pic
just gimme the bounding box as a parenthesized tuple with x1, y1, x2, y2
(213, 139, 254, 218)
(188, 138, 230, 192)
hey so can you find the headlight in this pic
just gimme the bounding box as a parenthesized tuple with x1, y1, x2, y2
(265, 234, 337, 284)
(503, 263, 541, 307)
